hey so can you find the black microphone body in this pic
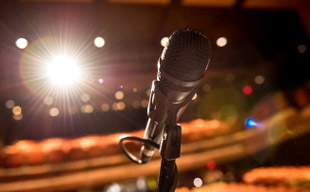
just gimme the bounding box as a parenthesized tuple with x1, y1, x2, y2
(140, 29, 211, 163)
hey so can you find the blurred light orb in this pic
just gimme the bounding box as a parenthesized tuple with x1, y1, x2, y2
(12, 106, 22, 115)
(81, 104, 94, 113)
(94, 37, 105, 48)
(47, 55, 80, 86)
(101, 103, 110, 112)
(106, 183, 121, 192)
(255, 75, 265, 85)
(132, 88, 138, 92)
(98, 78, 104, 84)
(5, 100, 15, 109)
(115, 91, 124, 100)
(216, 37, 227, 47)
(160, 37, 169, 47)
(193, 177, 203, 188)
(243, 85, 253, 95)
(13, 114, 23, 121)
(141, 100, 148, 108)
(43, 96, 53, 105)
(49, 107, 59, 117)
(80, 93, 90, 103)
(16, 38, 28, 49)
(116, 102, 126, 110)
(297, 44, 306, 53)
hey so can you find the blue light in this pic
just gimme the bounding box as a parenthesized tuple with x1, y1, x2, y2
(246, 118, 257, 128)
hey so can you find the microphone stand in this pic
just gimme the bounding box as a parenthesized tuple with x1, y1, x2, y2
(157, 120, 181, 192)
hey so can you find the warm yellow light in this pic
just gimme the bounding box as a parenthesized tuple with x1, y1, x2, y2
(216, 37, 227, 47)
(115, 91, 124, 100)
(101, 103, 110, 112)
(94, 37, 105, 48)
(49, 107, 59, 117)
(12, 106, 22, 115)
(13, 114, 23, 121)
(255, 75, 265, 85)
(80, 93, 90, 103)
(116, 102, 126, 110)
(81, 104, 94, 113)
(47, 55, 81, 86)
(43, 96, 53, 105)
(16, 38, 28, 49)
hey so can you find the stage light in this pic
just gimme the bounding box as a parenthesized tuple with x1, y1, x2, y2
(16, 38, 28, 49)
(160, 37, 169, 47)
(94, 37, 105, 48)
(132, 88, 138, 92)
(116, 102, 126, 110)
(46, 55, 81, 86)
(216, 37, 227, 47)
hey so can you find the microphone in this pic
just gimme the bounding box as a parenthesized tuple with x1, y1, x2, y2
(140, 28, 211, 163)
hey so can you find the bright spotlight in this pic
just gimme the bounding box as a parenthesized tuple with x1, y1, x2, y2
(16, 38, 28, 49)
(94, 37, 105, 48)
(46, 55, 81, 86)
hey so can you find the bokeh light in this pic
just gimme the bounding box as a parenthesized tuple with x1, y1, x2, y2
(243, 85, 253, 95)
(49, 107, 59, 117)
(297, 44, 306, 53)
(12, 106, 22, 115)
(255, 75, 265, 85)
(140, 100, 148, 108)
(80, 93, 90, 103)
(94, 37, 105, 48)
(43, 96, 53, 105)
(16, 38, 28, 49)
(81, 104, 94, 113)
(5, 100, 15, 109)
(13, 114, 23, 121)
(101, 103, 110, 112)
(114, 91, 124, 100)
(216, 37, 227, 47)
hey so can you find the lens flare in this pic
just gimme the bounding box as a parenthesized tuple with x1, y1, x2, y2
(46, 55, 81, 86)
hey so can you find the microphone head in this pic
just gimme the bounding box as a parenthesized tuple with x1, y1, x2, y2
(160, 28, 211, 82)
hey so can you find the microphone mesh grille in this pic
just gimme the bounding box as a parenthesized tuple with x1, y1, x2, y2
(161, 28, 211, 82)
